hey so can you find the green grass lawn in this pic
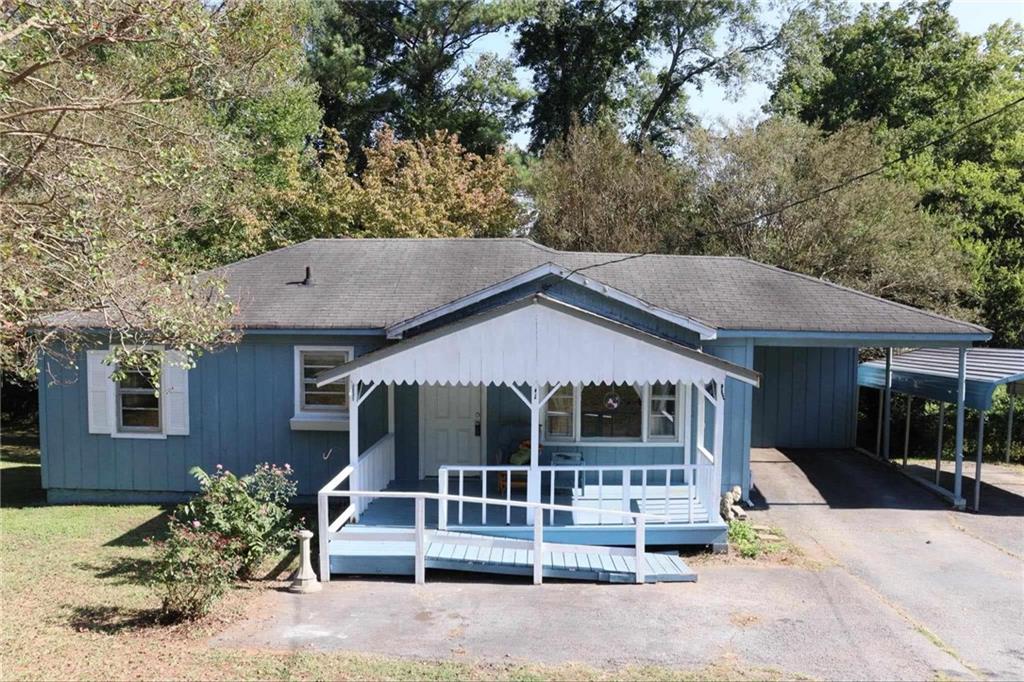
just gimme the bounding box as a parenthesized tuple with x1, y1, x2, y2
(0, 418, 789, 681)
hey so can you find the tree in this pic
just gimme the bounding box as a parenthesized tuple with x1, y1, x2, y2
(356, 127, 523, 238)
(516, 0, 647, 152)
(681, 118, 970, 313)
(0, 1, 320, 378)
(625, 0, 801, 149)
(769, 0, 1024, 345)
(307, 0, 532, 162)
(517, 0, 809, 153)
(530, 124, 692, 252)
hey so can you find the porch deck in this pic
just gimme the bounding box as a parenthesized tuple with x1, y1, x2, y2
(350, 478, 724, 547)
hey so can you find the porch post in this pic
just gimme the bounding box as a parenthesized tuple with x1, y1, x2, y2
(953, 347, 967, 508)
(349, 380, 361, 521)
(527, 384, 541, 524)
(713, 381, 725, 500)
(935, 402, 945, 485)
(882, 348, 893, 461)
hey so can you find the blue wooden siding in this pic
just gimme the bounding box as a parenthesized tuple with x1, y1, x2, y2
(704, 340, 755, 495)
(751, 346, 858, 448)
(40, 334, 388, 500)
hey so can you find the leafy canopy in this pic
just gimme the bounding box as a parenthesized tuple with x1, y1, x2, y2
(1, 1, 321, 378)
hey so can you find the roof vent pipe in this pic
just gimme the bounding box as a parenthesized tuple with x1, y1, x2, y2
(303, 266, 313, 286)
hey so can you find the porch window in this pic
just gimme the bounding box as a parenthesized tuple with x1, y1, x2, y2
(545, 384, 575, 438)
(648, 382, 677, 440)
(581, 383, 642, 439)
(116, 362, 161, 433)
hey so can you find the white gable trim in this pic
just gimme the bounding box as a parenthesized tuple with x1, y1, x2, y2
(320, 295, 758, 389)
(384, 262, 719, 341)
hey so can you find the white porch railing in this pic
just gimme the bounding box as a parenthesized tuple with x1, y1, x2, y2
(353, 433, 395, 516)
(439, 462, 719, 528)
(318, 466, 669, 586)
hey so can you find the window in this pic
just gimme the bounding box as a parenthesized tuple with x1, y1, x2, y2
(648, 382, 677, 440)
(541, 382, 684, 443)
(116, 363, 160, 433)
(545, 385, 574, 438)
(581, 383, 642, 439)
(298, 348, 351, 413)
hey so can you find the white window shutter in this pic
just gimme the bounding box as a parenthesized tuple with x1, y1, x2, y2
(162, 351, 190, 436)
(86, 350, 114, 434)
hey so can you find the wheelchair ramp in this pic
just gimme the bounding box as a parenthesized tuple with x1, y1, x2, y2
(329, 527, 696, 584)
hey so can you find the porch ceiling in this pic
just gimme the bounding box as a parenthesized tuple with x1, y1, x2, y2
(316, 294, 760, 388)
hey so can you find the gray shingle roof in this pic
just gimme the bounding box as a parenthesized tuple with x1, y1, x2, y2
(210, 238, 988, 337)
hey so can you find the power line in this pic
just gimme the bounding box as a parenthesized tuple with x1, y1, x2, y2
(553, 93, 1024, 281)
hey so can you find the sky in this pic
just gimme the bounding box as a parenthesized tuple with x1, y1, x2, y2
(473, 0, 1023, 148)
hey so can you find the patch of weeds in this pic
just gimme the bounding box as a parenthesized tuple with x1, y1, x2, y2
(728, 520, 788, 559)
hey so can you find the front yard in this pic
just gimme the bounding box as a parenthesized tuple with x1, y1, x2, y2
(0, 423, 783, 682)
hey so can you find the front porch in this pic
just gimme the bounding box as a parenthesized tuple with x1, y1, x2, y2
(315, 295, 760, 584)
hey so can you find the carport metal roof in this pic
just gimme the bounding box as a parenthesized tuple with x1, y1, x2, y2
(858, 347, 1024, 411)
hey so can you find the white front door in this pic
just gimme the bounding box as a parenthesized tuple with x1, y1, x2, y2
(419, 384, 484, 478)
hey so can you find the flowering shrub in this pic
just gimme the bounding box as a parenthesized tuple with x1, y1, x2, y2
(147, 522, 239, 621)
(178, 463, 299, 579)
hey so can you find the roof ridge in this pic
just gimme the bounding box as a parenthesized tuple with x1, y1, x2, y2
(203, 240, 317, 277)
(736, 258, 991, 335)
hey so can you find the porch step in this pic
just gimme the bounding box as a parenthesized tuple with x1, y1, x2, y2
(329, 527, 697, 584)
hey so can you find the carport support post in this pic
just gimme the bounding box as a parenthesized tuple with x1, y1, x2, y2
(935, 402, 945, 485)
(903, 395, 912, 467)
(953, 347, 967, 509)
(882, 348, 893, 461)
(974, 412, 985, 512)
(1007, 397, 1015, 464)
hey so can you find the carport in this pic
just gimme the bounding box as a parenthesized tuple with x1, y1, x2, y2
(858, 348, 1024, 511)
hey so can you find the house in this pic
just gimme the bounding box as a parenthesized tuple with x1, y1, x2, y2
(38, 238, 991, 583)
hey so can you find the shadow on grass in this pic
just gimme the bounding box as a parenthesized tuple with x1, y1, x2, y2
(75, 554, 158, 588)
(67, 604, 166, 634)
(0, 464, 45, 507)
(103, 511, 172, 548)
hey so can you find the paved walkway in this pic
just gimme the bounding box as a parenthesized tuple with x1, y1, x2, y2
(751, 448, 1024, 680)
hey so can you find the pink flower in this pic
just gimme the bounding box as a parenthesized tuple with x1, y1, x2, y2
(192, 520, 201, 529)
(216, 464, 223, 470)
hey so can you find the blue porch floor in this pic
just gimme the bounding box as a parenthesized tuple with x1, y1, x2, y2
(350, 478, 725, 547)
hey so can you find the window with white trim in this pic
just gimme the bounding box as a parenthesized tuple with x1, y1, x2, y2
(116, 362, 161, 433)
(581, 383, 642, 439)
(647, 382, 678, 440)
(545, 385, 574, 438)
(542, 382, 683, 442)
(298, 348, 351, 412)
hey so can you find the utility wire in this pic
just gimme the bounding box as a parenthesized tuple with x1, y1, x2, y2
(551, 94, 1024, 283)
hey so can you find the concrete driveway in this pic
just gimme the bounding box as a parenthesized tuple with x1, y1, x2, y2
(750, 448, 1024, 680)
(214, 449, 1024, 680)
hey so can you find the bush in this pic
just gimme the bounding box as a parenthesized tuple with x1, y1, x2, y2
(148, 522, 239, 621)
(178, 463, 299, 579)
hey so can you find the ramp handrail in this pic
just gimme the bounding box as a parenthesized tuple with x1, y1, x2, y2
(317, 468, 668, 587)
